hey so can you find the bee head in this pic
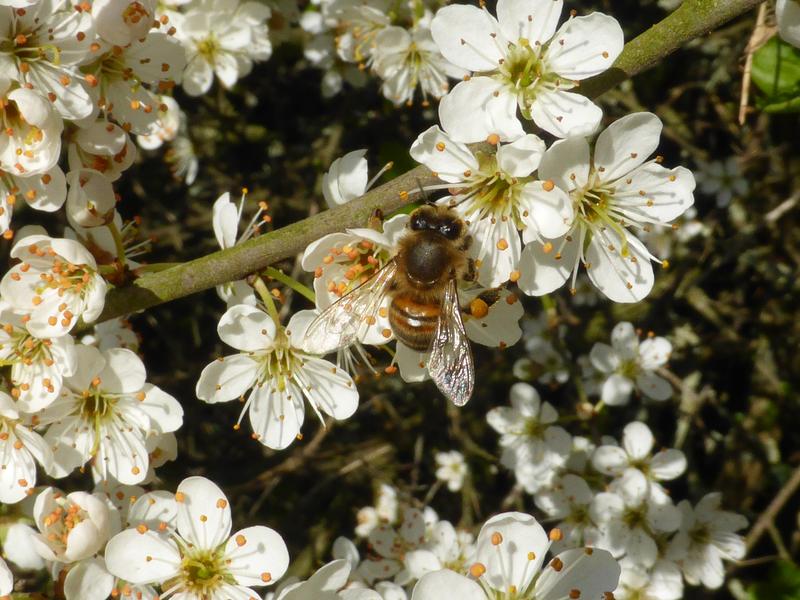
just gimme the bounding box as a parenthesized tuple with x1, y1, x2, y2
(410, 206, 464, 240)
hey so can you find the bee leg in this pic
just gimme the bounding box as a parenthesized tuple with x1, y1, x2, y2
(458, 234, 473, 252)
(367, 209, 384, 231)
(464, 258, 477, 282)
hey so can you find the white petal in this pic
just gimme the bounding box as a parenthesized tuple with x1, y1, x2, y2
(496, 134, 545, 177)
(635, 372, 672, 401)
(439, 77, 502, 143)
(212, 192, 239, 249)
(196, 354, 258, 403)
(778, 0, 800, 47)
(175, 476, 232, 550)
(518, 180, 573, 239)
(589, 342, 619, 373)
(496, 0, 563, 45)
(248, 381, 305, 450)
(475, 512, 549, 592)
(99, 347, 146, 394)
(638, 337, 672, 370)
(601, 374, 633, 406)
(138, 384, 184, 434)
(430, 5, 506, 71)
(225, 526, 289, 587)
(323, 149, 368, 207)
(63, 557, 115, 600)
(538, 136, 590, 191)
(545, 13, 624, 80)
(649, 449, 687, 481)
(594, 112, 662, 183)
(105, 529, 181, 585)
(183, 56, 214, 96)
(531, 89, 602, 138)
(585, 228, 654, 303)
(411, 570, 484, 600)
(298, 356, 359, 420)
(534, 547, 620, 600)
(612, 164, 695, 224)
(218, 304, 276, 352)
(409, 126, 478, 183)
(591, 446, 628, 476)
(517, 233, 579, 296)
(622, 421, 654, 461)
(472, 215, 521, 287)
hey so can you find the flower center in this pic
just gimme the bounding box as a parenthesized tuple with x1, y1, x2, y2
(177, 546, 233, 596)
(254, 338, 299, 393)
(123, 2, 150, 26)
(197, 36, 220, 60)
(523, 417, 545, 438)
(689, 523, 711, 546)
(42, 498, 86, 551)
(492, 39, 569, 118)
(622, 506, 648, 530)
(320, 240, 390, 297)
(455, 153, 529, 231)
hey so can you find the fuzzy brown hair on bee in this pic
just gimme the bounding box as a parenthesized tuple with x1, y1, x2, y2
(389, 205, 474, 352)
(303, 204, 477, 406)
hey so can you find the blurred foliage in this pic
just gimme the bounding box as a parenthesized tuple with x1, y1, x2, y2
(752, 37, 800, 111)
(3, 0, 800, 598)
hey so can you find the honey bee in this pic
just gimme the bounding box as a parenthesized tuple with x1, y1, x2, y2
(303, 204, 476, 405)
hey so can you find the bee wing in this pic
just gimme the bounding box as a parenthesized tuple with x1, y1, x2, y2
(428, 279, 474, 406)
(301, 260, 397, 355)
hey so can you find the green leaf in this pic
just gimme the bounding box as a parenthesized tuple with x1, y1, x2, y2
(751, 37, 800, 112)
(749, 561, 800, 600)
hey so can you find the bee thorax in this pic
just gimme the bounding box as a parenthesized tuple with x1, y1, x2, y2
(403, 235, 450, 285)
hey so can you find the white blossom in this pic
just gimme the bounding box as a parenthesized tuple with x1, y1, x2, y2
(696, 156, 749, 208)
(592, 421, 687, 486)
(105, 476, 289, 599)
(487, 382, 571, 494)
(0, 234, 107, 338)
(614, 558, 683, 600)
(534, 474, 601, 552)
(38, 345, 183, 484)
(178, 0, 272, 96)
(434, 450, 468, 492)
(67, 120, 137, 182)
(0, 83, 63, 175)
(518, 113, 695, 302)
(31, 487, 112, 563)
(0, 1, 96, 121)
(777, 0, 800, 48)
(431, 1, 624, 140)
(92, 0, 157, 46)
(588, 322, 673, 406)
(410, 512, 620, 600)
(196, 305, 359, 450)
(590, 469, 681, 568)
(666, 493, 747, 589)
(0, 390, 53, 503)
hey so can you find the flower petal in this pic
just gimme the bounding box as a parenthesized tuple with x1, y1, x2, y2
(105, 529, 181, 585)
(585, 228, 654, 303)
(196, 353, 258, 403)
(538, 136, 590, 191)
(248, 381, 306, 450)
(545, 13, 623, 80)
(531, 89, 602, 138)
(534, 547, 620, 600)
(594, 112, 662, 183)
(175, 476, 233, 550)
(496, 134, 545, 177)
(622, 422, 655, 461)
(431, 5, 506, 71)
(496, 0, 563, 45)
(411, 569, 485, 600)
(218, 304, 276, 352)
(225, 526, 290, 587)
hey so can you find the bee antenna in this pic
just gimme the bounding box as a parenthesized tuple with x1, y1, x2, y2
(415, 178, 435, 206)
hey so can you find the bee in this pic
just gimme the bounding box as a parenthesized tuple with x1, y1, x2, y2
(302, 204, 476, 405)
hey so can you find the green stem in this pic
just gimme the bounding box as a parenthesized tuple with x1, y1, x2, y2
(106, 221, 127, 268)
(252, 276, 281, 326)
(95, 0, 763, 323)
(264, 267, 316, 304)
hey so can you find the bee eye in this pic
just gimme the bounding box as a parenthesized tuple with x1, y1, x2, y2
(411, 213, 428, 230)
(440, 222, 460, 239)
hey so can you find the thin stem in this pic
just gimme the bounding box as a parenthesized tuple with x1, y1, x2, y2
(252, 277, 281, 326)
(264, 267, 316, 304)
(106, 221, 127, 269)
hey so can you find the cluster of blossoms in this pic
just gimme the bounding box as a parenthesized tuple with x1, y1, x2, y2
(0, 0, 275, 595)
(486, 382, 748, 597)
(300, 0, 465, 105)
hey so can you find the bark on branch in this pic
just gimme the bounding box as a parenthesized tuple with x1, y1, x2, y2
(98, 0, 763, 322)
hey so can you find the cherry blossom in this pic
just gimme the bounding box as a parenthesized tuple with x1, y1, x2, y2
(431, 0, 624, 140)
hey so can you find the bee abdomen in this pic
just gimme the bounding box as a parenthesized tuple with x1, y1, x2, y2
(389, 295, 440, 352)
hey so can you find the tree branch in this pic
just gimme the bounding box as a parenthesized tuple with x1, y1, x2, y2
(98, 0, 763, 322)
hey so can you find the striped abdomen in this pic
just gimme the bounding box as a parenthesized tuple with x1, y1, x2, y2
(389, 294, 440, 352)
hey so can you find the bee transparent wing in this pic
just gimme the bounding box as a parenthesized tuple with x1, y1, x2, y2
(428, 279, 474, 406)
(302, 260, 397, 355)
